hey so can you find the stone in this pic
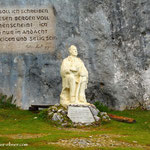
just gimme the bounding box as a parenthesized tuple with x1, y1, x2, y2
(67, 106, 95, 123)
(60, 45, 90, 108)
(61, 123, 68, 127)
(48, 112, 53, 116)
(61, 110, 67, 115)
(47, 104, 103, 126)
(85, 123, 92, 126)
(78, 139, 88, 146)
(100, 112, 111, 122)
(89, 105, 99, 116)
(57, 109, 63, 113)
(51, 106, 58, 113)
(94, 116, 100, 122)
(100, 112, 107, 116)
(146, 106, 150, 110)
(52, 113, 63, 122)
(33, 117, 37, 119)
(54, 103, 60, 107)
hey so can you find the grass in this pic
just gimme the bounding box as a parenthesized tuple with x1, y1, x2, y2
(0, 100, 150, 149)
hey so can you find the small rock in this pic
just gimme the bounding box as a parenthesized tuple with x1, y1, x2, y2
(62, 110, 67, 115)
(62, 123, 68, 127)
(48, 112, 53, 116)
(78, 123, 83, 126)
(85, 123, 91, 126)
(146, 105, 150, 110)
(103, 116, 107, 119)
(34, 117, 37, 119)
(94, 116, 100, 122)
(86, 140, 91, 143)
(51, 106, 58, 112)
(133, 141, 138, 143)
(54, 103, 60, 107)
(73, 124, 78, 127)
(58, 109, 63, 113)
(100, 112, 111, 122)
(78, 139, 88, 146)
(100, 112, 107, 116)
(52, 113, 63, 122)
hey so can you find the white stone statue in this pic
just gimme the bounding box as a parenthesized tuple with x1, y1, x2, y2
(60, 45, 90, 108)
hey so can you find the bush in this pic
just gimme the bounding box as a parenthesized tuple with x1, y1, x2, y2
(0, 94, 17, 109)
(38, 109, 48, 120)
(94, 101, 110, 112)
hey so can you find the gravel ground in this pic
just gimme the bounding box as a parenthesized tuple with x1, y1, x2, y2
(50, 134, 148, 149)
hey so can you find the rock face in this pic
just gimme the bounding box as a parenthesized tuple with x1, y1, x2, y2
(0, 0, 150, 110)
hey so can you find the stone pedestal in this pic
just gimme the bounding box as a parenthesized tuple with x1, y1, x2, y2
(47, 103, 110, 127)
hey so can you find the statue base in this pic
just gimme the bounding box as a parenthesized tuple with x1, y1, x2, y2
(47, 103, 110, 127)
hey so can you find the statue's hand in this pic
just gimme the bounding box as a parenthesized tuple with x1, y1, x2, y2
(66, 69, 71, 74)
(70, 66, 79, 72)
(80, 74, 85, 77)
(80, 71, 87, 77)
(81, 76, 87, 82)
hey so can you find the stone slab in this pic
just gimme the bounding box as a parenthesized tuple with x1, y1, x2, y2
(67, 106, 95, 123)
(0, 6, 56, 53)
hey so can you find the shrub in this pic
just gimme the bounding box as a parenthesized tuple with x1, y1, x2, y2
(0, 94, 17, 109)
(94, 101, 110, 112)
(38, 109, 48, 120)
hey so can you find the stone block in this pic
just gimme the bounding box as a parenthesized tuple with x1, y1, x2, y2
(67, 105, 95, 123)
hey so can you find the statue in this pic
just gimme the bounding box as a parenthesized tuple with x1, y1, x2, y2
(60, 45, 90, 108)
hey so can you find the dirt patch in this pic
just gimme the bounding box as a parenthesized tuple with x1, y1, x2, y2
(60, 126, 106, 132)
(61, 128, 88, 132)
(0, 133, 50, 139)
(49, 134, 146, 149)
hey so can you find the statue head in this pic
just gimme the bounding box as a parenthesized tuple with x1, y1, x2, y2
(68, 45, 78, 56)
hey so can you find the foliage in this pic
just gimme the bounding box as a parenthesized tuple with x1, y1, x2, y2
(94, 101, 110, 112)
(0, 94, 17, 109)
(38, 108, 48, 120)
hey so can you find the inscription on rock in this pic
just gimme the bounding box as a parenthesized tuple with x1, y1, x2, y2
(0, 7, 56, 53)
(67, 106, 95, 123)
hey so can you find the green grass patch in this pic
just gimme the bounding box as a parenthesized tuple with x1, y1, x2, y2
(0, 100, 150, 149)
